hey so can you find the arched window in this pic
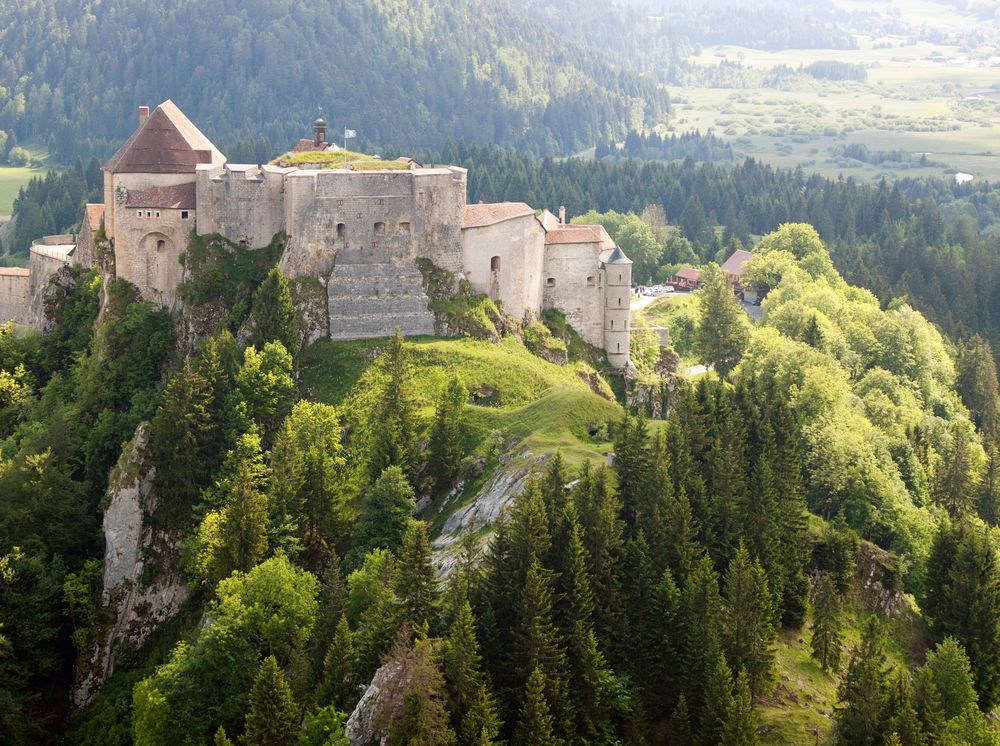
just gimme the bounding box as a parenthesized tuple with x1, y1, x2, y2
(399, 222, 410, 234)
(156, 239, 166, 252)
(490, 256, 501, 272)
(337, 223, 346, 238)
(374, 222, 385, 236)
(587, 276, 596, 286)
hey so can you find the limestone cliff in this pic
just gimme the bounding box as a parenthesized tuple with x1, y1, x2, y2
(72, 423, 187, 708)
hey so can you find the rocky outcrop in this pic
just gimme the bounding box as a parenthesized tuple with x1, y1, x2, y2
(346, 657, 406, 745)
(431, 451, 545, 576)
(290, 275, 331, 346)
(72, 423, 188, 708)
(855, 541, 907, 617)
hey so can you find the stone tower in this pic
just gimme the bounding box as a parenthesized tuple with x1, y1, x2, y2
(603, 245, 632, 369)
(313, 110, 327, 148)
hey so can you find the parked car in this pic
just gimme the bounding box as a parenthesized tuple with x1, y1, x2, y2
(663, 285, 675, 293)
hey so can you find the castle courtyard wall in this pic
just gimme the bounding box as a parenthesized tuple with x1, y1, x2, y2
(541, 242, 606, 348)
(0, 270, 30, 325)
(461, 214, 545, 319)
(113, 207, 192, 308)
(196, 164, 288, 249)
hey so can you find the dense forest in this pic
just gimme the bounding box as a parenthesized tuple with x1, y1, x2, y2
(0, 0, 670, 162)
(4, 222, 1000, 744)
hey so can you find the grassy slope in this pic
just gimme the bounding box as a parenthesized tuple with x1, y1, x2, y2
(300, 333, 622, 469)
(0, 146, 55, 217)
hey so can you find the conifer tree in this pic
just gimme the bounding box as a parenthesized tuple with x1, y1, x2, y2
(367, 330, 417, 484)
(213, 726, 234, 746)
(810, 573, 843, 674)
(348, 465, 416, 568)
(912, 667, 945, 743)
(613, 413, 653, 534)
(218, 430, 270, 576)
(924, 636, 978, 720)
(149, 361, 216, 513)
(835, 617, 890, 746)
(428, 376, 468, 494)
(574, 463, 623, 648)
(722, 668, 759, 746)
(723, 544, 777, 698)
(695, 262, 750, 378)
(319, 614, 355, 712)
(672, 693, 695, 746)
(541, 452, 570, 545)
(311, 555, 348, 677)
(701, 651, 734, 746)
(514, 667, 557, 746)
(444, 600, 501, 746)
(886, 672, 925, 746)
(250, 266, 298, 356)
(385, 637, 456, 746)
(514, 554, 570, 735)
(244, 655, 300, 746)
(394, 521, 438, 632)
(679, 556, 724, 713)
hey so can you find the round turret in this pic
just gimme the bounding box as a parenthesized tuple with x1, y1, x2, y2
(603, 245, 632, 369)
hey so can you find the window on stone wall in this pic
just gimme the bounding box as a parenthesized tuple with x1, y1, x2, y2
(155, 211, 160, 218)
(156, 239, 166, 252)
(611, 319, 614, 329)
(181, 210, 189, 219)
(546, 277, 555, 287)
(587, 276, 596, 286)
(491, 256, 501, 272)
(399, 222, 410, 235)
(374, 222, 385, 236)
(618, 274, 623, 283)
(337, 223, 346, 238)
(617, 342, 621, 352)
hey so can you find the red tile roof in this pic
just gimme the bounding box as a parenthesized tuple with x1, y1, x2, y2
(125, 183, 196, 209)
(463, 202, 535, 229)
(105, 100, 225, 174)
(291, 138, 324, 153)
(544, 225, 602, 245)
(674, 267, 700, 280)
(0, 267, 29, 277)
(720, 249, 753, 276)
(84, 204, 104, 232)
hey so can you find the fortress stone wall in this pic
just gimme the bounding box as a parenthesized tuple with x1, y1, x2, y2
(0, 269, 30, 325)
(3, 101, 633, 368)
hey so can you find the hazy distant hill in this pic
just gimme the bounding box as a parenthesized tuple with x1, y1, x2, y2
(0, 0, 669, 162)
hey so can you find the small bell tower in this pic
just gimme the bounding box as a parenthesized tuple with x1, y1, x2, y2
(313, 108, 327, 148)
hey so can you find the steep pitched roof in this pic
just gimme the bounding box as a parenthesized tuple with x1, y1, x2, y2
(84, 204, 105, 232)
(544, 225, 602, 245)
(720, 249, 753, 277)
(125, 183, 197, 209)
(463, 202, 534, 229)
(604, 246, 632, 265)
(105, 100, 226, 174)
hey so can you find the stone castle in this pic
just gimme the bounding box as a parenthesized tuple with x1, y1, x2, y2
(3, 101, 632, 367)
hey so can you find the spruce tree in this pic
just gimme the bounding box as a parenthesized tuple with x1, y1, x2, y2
(319, 614, 355, 712)
(348, 465, 416, 567)
(244, 655, 300, 746)
(886, 672, 925, 746)
(722, 544, 777, 698)
(394, 521, 438, 632)
(574, 463, 623, 650)
(912, 667, 945, 743)
(810, 573, 843, 674)
(213, 726, 235, 746)
(925, 636, 978, 720)
(218, 430, 270, 576)
(701, 651, 734, 746)
(250, 266, 298, 356)
(514, 667, 557, 746)
(695, 262, 750, 378)
(367, 330, 417, 484)
(721, 668, 759, 746)
(834, 617, 890, 746)
(428, 377, 468, 494)
(679, 556, 724, 713)
(672, 693, 695, 746)
(444, 600, 501, 746)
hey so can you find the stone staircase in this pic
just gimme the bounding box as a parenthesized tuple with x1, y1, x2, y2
(326, 250, 436, 340)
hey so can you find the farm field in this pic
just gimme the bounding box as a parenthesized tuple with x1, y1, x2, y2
(666, 0, 1000, 182)
(0, 146, 53, 217)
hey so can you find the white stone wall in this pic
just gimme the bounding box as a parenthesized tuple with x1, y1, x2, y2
(195, 164, 288, 248)
(105, 172, 194, 241)
(604, 262, 632, 369)
(113, 207, 193, 308)
(462, 214, 545, 319)
(541, 241, 606, 347)
(0, 273, 29, 324)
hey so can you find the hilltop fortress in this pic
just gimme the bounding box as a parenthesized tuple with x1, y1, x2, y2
(5, 101, 632, 367)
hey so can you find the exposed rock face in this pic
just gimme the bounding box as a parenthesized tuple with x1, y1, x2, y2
(346, 657, 406, 745)
(855, 541, 907, 617)
(431, 452, 544, 576)
(72, 423, 188, 708)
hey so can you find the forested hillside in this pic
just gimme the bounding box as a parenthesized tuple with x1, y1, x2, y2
(0, 0, 669, 162)
(5, 224, 1000, 744)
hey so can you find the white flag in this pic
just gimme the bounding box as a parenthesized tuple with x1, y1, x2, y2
(344, 129, 357, 139)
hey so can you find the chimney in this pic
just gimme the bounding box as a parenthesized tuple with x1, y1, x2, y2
(138, 106, 150, 126)
(558, 206, 566, 224)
